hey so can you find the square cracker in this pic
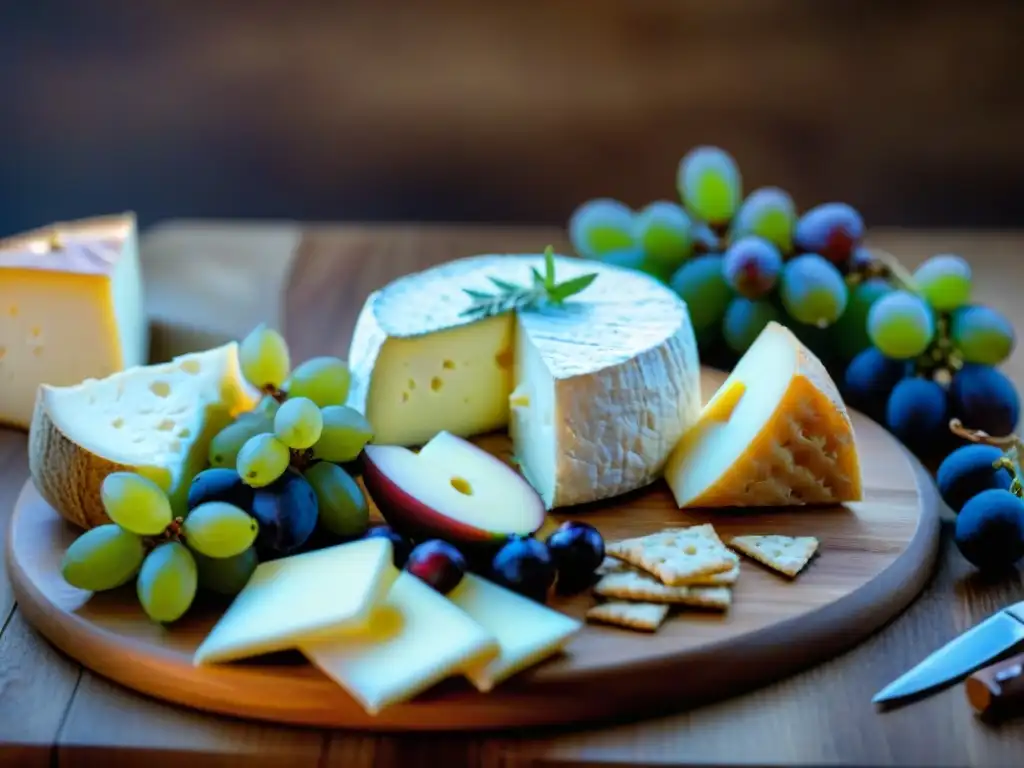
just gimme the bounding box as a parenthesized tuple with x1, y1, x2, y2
(594, 569, 732, 610)
(728, 535, 819, 578)
(605, 524, 736, 585)
(585, 601, 669, 632)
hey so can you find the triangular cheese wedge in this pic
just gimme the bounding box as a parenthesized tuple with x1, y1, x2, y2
(665, 322, 862, 508)
(29, 342, 259, 528)
(0, 213, 147, 429)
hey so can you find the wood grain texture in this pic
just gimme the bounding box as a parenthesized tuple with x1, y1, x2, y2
(3, 222, 1024, 765)
(5, 363, 938, 729)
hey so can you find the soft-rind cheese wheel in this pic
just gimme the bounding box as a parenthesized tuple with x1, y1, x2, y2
(347, 254, 702, 509)
(665, 321, 862, 508)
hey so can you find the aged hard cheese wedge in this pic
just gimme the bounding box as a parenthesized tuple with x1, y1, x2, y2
(29, 342, 259, 528)
(194, 538, 397, 665)
(0, 213, 147, 429)
(300, 571, 499, 715)
(447, 573, 582, 692)
(665, 321, 862, 508)
(347, 254, 701, 508)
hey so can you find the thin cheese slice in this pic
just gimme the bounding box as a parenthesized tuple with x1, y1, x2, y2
(447, 573, 582, 692)
(0, 213, 147, 429)
(193, 538, 396, 665)
(300, 572, 499, 715)
(346, 254, 701, 509)
(665, 322, 862, 508)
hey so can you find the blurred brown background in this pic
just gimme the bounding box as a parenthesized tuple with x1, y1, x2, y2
(2, 0, 1022, 234)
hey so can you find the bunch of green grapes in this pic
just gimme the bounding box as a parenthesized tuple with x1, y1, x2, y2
(60, 472, 260, 623)
(205, 325, 375, 557)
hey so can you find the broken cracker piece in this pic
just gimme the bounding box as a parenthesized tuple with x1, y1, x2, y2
(605, 524, 735, 585)
(594, 570, 731, 610)
(585, 601, 669, 632)
(728, 535, 819, 578)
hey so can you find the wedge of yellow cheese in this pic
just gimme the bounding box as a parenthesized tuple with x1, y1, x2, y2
(29, 342, 259, 528)
(665, 321, 862, 508)
(194, 538, 397, 665)
(0, 213, 147, 429)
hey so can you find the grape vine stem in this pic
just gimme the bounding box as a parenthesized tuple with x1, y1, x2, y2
(868, 247, 918, 293)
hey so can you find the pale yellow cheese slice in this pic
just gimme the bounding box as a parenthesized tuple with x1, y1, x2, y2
(193, 538, 397, 665)
(0, 213, 147, 430)
(447, 573, 582, 692)
(665, 321, 862, 508)
(300, 571, 499, 715)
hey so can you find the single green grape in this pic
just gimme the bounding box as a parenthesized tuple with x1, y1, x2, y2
(730, 187, 797, 254)
(952, 305, 1016, 365)
(304, 461, 369, 538)
(274, 396, 324, 450)
(779, 254, 849, 326)
(236, 433, 291, 488)
(677, 146, 742, 227)
(313, 406, 374, 463)
(633, 201, 692, 275)
(136, 541, 198, 624)
(182, 501, 259, 558)
(100, 472, 173, 536)
(61, 524, 145, 591)
(239, 323, 291, 390)
(208, 418, 269, 469)
(195, 547, 258, 596)
(285, 356, 351, 407)
(913, 254, 972, 312)
(867, 290, 935, 360)
(831, 278, 893, 362)
(668, 254, 734, 333)
(568, 198, 636, 258)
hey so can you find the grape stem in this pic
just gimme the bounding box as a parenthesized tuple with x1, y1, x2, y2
(264, 385, 288, 403)
(289, 448, 316, 472)
(867, 247, 918, 293)
(949, 418, 1024, 499)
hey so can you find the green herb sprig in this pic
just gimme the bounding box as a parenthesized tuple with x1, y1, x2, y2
(460, 246, 598, 319)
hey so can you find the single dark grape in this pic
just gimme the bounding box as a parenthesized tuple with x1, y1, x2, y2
(489, 536, 557, 603)
(936, 444, 1013, 514)
(885, 377, 948, 452)
(843, 347, 906, 423)
(545, 521, 605, 594)
(363, 525, 413, 568)
(950, 364, 1021, 438)
(793, 202, 865, 265)
(249, 469, 318, 559)
(187, 468, 255, 512)
(954, 489, 1024, 571)
(405, 540, 467, 594)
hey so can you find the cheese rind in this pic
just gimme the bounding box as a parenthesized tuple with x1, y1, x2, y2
(301, 571, 500, 715)
(28, 342, 259, 528)
(194, 538, 397, 665)
(665, 322, 862, 508)
(0, 213, 147, 429)
(347, 254, 701, 508)
(447, 573, 582, 691)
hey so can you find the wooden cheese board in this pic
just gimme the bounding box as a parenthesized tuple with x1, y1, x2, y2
(4, 227, 941, 731)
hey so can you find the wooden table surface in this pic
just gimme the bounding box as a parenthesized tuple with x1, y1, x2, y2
(3, 222, 1024, 767)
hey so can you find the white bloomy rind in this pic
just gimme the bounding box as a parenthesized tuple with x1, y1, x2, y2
(347, 254, 701, 509)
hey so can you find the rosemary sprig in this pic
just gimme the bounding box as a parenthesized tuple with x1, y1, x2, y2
(460, 245, 598, 319)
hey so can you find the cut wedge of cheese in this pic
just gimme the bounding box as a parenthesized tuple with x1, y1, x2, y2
(665, 321, 862, 508)
(28, 342, 260, 529)
(0, 213, 147, 429)
(347, 254, 701, 508)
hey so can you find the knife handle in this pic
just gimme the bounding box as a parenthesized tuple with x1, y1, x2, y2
(966, 653, 1024, 719)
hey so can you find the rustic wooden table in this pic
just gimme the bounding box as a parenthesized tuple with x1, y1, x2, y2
(2, 223, 1023, 767)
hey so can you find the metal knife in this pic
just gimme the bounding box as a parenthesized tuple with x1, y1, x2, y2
(873, 601, 1024, 705)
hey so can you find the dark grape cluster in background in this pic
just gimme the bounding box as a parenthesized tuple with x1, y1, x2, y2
(567, 145, 1019, 466)
(568, 144, 1024, 575)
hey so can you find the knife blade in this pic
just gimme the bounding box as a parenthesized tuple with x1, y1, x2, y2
(873, 602, 1024, 705)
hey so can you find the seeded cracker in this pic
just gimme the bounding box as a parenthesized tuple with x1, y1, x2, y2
(594, 569, 732, 610)
(728, 535, 819, 578)
(605, 524, 736, 585)
(586, 601, 669, 632)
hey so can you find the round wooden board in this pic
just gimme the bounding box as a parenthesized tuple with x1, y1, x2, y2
(5, 365, 940, 731)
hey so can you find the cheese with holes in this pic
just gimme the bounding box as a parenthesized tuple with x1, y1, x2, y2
(665, 321, 862, 508)
(301, 570, 500, 715)
(448, 573, 581, 691)
(347, 254, 701, 508)
(0, 213, 147, 429)
(28, 342, 259, 529)
(194, 538, 397, 665)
